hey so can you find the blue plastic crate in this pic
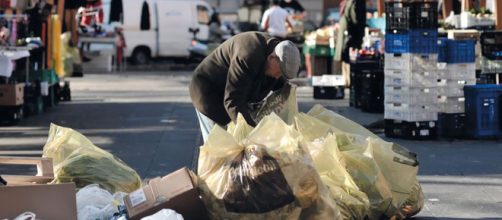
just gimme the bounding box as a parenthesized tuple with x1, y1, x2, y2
(385, 31, 411, 53)
(410, 30, 438, 54)
(385, 30, 437, 54)
(464, 85, 502, 138)
(437, 38, 447, 62)
(446, 39, 476, 63)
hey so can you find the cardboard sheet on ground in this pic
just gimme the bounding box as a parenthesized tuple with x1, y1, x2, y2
(42, 124, 141, 193)
(198, 114, 341, 220)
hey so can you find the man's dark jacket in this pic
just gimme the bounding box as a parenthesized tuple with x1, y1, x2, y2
(189, 32, 285, 127)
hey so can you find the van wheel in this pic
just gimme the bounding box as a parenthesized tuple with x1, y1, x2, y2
(131, 48, 150, 65)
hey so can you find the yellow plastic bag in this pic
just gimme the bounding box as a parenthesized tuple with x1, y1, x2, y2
(295, 113, 370, 219)
(198, 114, 341, 220)
(42, 124, 141, 193)
(304, 105, 424, 219)
(307, 104, 379, 139)
(61, 32, 82, 76)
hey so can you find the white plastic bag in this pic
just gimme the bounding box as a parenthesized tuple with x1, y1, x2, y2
(76, 184, 127, 220)
(141, 209, 184, 220)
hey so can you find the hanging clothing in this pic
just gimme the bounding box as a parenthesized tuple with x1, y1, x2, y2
(15, 0, 35, 11)
(0, 0, 11, 9)
(140, 1, 150, 30)
(0, 55, 13, 78)
(64, 0, 85, 9)
(9, 19, 16, 46)
(80, 0, 104, 26)
(28, 3, 45, 37)
(109, 0, 123, 23)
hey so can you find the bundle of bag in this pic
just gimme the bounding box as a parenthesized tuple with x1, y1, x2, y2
(42, 124, 142, 193)
(197, 84, 424, 220)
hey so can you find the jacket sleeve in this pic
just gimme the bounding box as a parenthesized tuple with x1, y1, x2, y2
(224, 52, 263, 127)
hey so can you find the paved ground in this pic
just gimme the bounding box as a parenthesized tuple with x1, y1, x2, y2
(1, 70, 501, 219)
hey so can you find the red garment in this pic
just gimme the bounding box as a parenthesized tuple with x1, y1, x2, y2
(0, 0, 10, 9)
(80, 0, 103, 27)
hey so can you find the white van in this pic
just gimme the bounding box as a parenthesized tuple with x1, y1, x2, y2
(110, 0, 213, 64)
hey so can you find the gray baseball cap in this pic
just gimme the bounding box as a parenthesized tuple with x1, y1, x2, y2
(274, 40, 301, 79)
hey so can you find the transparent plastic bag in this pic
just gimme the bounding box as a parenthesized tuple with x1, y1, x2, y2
(42, 124, 142, 193)
(198, 113, 341, 220)
(250, 83, 298, 125)
(76, 184, 127, 220)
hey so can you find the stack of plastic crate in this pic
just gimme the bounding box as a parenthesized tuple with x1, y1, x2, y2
(349, 55, 384, 113)
(436, 38, 476, 138)
(480, 31, 502, 83)
(384, 0, 439, 140)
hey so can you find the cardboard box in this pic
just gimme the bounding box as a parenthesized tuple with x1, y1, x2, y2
(125, 167, 209, 220)
(0, 183, 77, 220)
(0, 83, 24, 106)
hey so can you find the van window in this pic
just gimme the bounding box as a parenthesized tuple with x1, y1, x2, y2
(197, 5, 209, 25)
(141, 1, 151, 30)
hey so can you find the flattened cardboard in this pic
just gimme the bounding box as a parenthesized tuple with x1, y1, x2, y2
(125, 167, 209, 220)
(0, 183, 77, 220)
(0, 84, 24, 106)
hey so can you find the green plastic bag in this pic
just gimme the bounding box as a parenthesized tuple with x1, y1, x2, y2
(42, 124, 141, 193)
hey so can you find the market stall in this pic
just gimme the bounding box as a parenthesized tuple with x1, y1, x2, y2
(0, 0, 72, 125)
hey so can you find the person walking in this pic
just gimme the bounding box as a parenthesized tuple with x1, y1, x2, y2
(334, 0, 366, 87)
(189, 32, 301, 141)
(260, 0, 294, 39)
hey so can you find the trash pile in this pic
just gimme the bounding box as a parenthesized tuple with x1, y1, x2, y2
(1, 85, 424, 220)
(197, 85, 424, 220)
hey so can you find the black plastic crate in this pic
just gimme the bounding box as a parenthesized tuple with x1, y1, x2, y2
(385, 1, 438, 31)
(314, 86, 344, 100)
(437, 113, 466, 138)
(480, 31, 502, 60)
(0, 105, 23, 126)
(464, 85, 502, 138)
(350, 56, 384, 72)
(23, 82, 44, 116)
(349, 74, 362, 108)
(360, 72, 384, 113)
(477, 73, 497, 84)
(384, 119, 437, 140)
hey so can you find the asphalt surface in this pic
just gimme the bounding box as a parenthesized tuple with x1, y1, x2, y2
(1, 70, 501, 219)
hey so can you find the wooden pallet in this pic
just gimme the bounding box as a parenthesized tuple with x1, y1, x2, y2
(0, 156, 54, 185)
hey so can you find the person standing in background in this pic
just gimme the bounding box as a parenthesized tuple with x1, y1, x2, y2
(208, 12, 230, 43)
(334, 0, 366, 87)
(279, 0, 306, 19)
(261, 0, 294, 39)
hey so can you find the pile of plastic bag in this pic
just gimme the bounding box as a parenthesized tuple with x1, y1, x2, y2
(197, 84, 424, 220)
(76, 184, 127, 220)
(42, 124, 142, 193)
